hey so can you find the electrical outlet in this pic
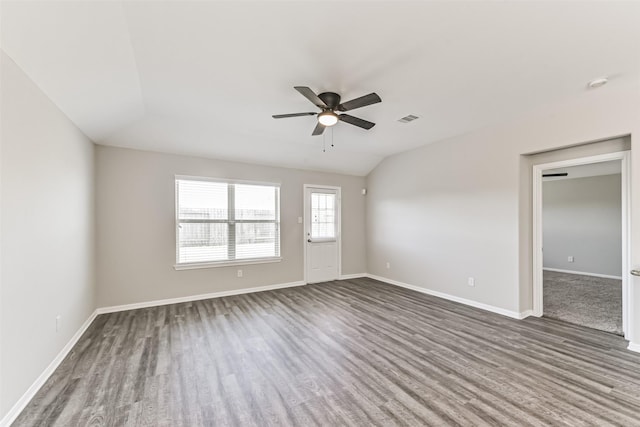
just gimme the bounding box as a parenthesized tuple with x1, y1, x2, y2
(468, 277, 475, 287)
(568, 256, 574, 263)
(386, 262, 391, 269)
(237, 269, 243, 278)
(56, 315, 62, 332)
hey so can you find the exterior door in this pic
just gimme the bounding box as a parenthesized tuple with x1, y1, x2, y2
(305, 186, 340, 283)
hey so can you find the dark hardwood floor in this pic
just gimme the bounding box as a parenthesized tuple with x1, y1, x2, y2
(13, 277, 640, 426)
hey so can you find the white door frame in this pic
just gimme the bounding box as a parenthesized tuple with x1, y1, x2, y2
(532, 151, 632, 339)
(303, 184, 342, 284)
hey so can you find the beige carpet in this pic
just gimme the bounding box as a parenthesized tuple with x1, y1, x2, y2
(543, 270, 622, 335)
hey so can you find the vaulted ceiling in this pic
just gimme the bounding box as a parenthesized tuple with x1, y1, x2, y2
(2, 1, 639, 175)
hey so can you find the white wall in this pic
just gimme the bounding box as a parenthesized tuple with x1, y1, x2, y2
(366, 83, 640, 344)
(0, 52, 96, 418)
(95, 146, 366, 307)
(543, 174, 622, 277)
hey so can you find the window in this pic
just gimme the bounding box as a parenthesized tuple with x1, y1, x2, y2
(311, 192, 336, 240)
(175, 177, 280, 268)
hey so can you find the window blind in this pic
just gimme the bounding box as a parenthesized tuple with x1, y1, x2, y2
(176, 178, 280, 265)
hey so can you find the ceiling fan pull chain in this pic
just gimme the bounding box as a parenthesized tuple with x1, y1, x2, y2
(331, 127, 334, 148)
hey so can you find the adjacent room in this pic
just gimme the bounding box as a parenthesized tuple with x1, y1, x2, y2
(2, 1, 640, 426)
(542, 161, 624, 335)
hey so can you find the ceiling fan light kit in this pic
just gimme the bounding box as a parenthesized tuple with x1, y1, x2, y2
(273, 86, 381, 136)
(318, 111, 339, 126)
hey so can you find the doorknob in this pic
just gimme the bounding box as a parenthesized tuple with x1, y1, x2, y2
(307, 239, 312, 243)
(631, 270, 640, 277)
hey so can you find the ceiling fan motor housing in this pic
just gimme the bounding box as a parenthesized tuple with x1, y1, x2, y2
(318, 92, 341, 110)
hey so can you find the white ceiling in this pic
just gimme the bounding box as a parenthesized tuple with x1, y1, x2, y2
(2, 1, 640, 176)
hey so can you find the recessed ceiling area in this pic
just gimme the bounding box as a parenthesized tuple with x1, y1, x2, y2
(2, 1, 639, 176)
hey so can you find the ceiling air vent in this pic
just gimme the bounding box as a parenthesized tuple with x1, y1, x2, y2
(398, 114, 419, 123)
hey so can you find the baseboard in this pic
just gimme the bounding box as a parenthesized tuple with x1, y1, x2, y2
(519, 309, 534, 319)
(365, 274, 530, 320)
(339, 273, 367, 280)
(96, 280, 306, 314)
(0, 309, 98, 427)
(543, 268, 622, 280)
(627, 342, 640, 353)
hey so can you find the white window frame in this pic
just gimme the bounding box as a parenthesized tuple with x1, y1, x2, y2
(309, 188, 338, 243)
(174, 175, 282, 270)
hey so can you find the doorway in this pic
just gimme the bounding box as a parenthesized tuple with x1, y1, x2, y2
(533, 151, 631, 338)
(304, 185, 341, 283)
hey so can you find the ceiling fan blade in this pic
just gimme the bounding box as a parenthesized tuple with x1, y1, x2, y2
(272, 112, 316, 119)
(337, 92, 381, 112)
(312, 122, 326, 136)
(339, 114, 375, 130)
(294, 86, 327, 109)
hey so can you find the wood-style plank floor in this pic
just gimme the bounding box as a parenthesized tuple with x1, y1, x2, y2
(13, 278, 640, 426)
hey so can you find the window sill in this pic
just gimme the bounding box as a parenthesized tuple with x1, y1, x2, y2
(174, 257, 282, 271)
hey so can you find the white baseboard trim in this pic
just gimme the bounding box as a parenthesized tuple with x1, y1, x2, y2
(627, 342, 640, 353)
(96, 280, 306, 314)
(519, 309, 534, 319)
(339, 273, 367, 280)
(543, 268, 622, 280)
(365, 274, 530, 320)
(0, 309, 98, 427)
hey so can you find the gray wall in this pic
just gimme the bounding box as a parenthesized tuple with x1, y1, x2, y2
(543, 174, 622, 277)
(366, 133, 521, 312)
(0, 52, 96, 417)
(95, 146, 367, 307)
(366, 82, 638, 324)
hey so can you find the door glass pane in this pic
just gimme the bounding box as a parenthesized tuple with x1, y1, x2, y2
(311, 192, 336, 239)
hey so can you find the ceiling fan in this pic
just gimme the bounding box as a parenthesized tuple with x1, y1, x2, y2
(272, 86, 381, 136)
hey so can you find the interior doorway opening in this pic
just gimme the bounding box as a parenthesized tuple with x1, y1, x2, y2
(533, 151, 631, 339)
(542, 161, 623, 334)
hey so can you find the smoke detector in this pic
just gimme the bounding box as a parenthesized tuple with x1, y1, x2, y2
(587, 77, 608, 89)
